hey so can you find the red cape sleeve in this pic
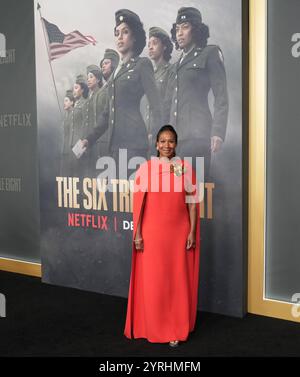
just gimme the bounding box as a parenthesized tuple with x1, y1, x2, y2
(182, 159, 201, 247)
(132, 160, 149, 250)
(124, 160, 149, 338)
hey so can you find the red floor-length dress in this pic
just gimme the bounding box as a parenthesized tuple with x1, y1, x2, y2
(124, 157, 200, 343)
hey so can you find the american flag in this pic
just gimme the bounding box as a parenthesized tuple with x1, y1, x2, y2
(42, 18, 97, 61)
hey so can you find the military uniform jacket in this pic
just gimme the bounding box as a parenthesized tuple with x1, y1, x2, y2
(61, 97, 87, 177)
(83, 85, 108, 143)
(81, 86, 109, 170)
(142, 61, 175, 131)
(94, 84, 109, 143)
(167, 44, 229, 142)
(84, 87, 102, 132)
(70, 96, 88, 147)
(86, 56, 162, 151)
(62, 109, 73, 155)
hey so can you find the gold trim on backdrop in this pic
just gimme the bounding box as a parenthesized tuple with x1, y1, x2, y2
(0, 257, 41, 278)
(248, 0, 300, 323)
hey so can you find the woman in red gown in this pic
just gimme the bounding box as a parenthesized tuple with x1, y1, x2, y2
(124, 125, 200, 347)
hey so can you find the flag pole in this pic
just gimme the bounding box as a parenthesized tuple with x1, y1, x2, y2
(37, 3, 63, 118)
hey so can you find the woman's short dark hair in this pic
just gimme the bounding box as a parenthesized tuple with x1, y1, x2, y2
(170, 20, 209, 50)
(114, 21, 146, 56)
(158, 35, 173, 62)
(156, 125, 178, 157)
(88, 72, 103, 88)
(65, 94, 75, 104)
(110, 60, 118, 73)
(79, 82, 89, 99)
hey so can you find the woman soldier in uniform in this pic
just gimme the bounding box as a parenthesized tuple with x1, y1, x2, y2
(82, 9, 162, 175)
(96, 49, 120, 159)
(100, 48, 119, 83)
(141, 26, 174, 139)
(60, 89, 74, 176)
(168, 7, 229, 181)
(84, 64, 105, 176)
(70, 74, 89, 178)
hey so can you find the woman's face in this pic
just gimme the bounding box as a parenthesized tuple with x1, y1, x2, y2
(101, 59, 113, 80)
(73, 83, 83, 99)
(87, 72, 99, 90)
(148, 36, 164, 61)
(115, 22, 135, 55)
(63, 97, 73, 110)
(175, 22, 193, 50)
(157, 131, 177, 159)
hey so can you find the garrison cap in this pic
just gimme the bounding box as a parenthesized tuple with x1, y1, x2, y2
(65, 89, 74, 99)
(100, 49, 120, 68)
(115, 9, 141, 27)
(149, 26, 170, 40)
(176, 7, 202, 24)
(86, 64, 102, 81)
(75, 74, 87, 85)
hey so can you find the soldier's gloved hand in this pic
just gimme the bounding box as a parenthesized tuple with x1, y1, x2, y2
(82, 139, 89, 148)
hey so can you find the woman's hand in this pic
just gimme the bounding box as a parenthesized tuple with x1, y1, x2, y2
(134, 237, 144, 252)
(186, 231, 196, 250)
(211, 136, 223, 153)
(81, 139, 89, 148)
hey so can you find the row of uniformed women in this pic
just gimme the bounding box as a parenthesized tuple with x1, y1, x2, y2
(62, 6, 229, 182)
(140, 7, 229, 180)
(60, 49, 119, 177)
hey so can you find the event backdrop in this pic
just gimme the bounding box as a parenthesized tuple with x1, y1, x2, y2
(35, 0, 246, 317)
(0, 0, 40, 262)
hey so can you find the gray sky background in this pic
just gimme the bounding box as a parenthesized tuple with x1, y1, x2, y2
(34, 0, 242, 145)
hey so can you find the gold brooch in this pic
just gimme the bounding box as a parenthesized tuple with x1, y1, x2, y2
(170, 162, 187, 176)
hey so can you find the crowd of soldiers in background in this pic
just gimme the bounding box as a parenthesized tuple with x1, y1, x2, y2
(60, 7, 229, 182)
